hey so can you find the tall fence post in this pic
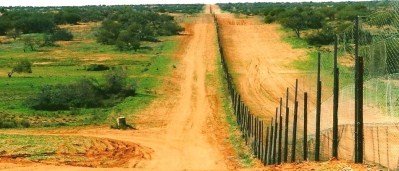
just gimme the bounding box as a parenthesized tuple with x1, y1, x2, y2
(291, 79, 299, 162)
(333, 34, 340, 159)
(303, 92, 308, 161)
(315, 52, 322, 161)
(264, 126, 269, 165)
(273, 109, 278, 164)
(278, 98, 283, 164)
(284, 88, 290, 162)
(268, 118, 274, 164)
(259, 120, 263, 160)
(354, 15, 364, 164)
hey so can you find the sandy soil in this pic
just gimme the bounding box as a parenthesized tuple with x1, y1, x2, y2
(215, 7, 306, 122)
(0, 5, 232, 170)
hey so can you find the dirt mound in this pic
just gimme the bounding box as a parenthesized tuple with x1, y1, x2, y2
(0, 136, 152, 168)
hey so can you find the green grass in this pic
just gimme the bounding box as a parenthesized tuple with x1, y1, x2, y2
(0, 23, 178, 128)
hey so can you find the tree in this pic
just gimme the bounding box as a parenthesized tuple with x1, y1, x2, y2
(115, 30, 141, 51)
(14, 13, 56, 34)
(6, 29, 21, 40)
(22, 35, 40, 52)
(0, 18, 11, 35)
(280, 13, 306, 38)
(51, 29, 74, 41)
(8, 59, 32, 78)
(96, 19, 121, 45)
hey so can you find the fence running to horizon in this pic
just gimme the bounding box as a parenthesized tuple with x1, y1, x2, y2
(213, 1, 399, 169)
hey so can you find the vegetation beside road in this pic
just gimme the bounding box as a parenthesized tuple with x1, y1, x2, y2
(0, 4, 196, 128)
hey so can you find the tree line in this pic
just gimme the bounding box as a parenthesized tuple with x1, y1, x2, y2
(218, 1, 389, 46)
(95, 9, 183, 51)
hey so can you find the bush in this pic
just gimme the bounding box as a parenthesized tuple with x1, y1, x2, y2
(27, 78, 102, 110)
(9, 59, 32, 77)
(51, 29, 73, 41)
(102, 69, 136, 97)
(86, 64, 110, 71)
(13, 59, 32, 74)
(306, 27, 335, 46)
(27, 70, 136, 111)
(96, 10, 182, 51)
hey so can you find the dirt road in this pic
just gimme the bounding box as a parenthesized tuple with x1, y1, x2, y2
(0, 6, 231, 170)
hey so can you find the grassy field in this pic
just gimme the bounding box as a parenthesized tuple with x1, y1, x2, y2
(0, 22, 179, 128)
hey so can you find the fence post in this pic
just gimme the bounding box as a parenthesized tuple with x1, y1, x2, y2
(315, 52, 322, 161)
(273, 109, 278, 164)
(284, 88, 290, 163)
(291, 79, 299, 162)
(303, 92, 308, 161)
(333, 34, 340, 159)
(354, 15, 364, 164)
(259, 120, 263, 160)
(264, 126, 269, 165)
(386, 127, 390, 169)
(268, 118, 274, 164)
(278, 99, 283, 164)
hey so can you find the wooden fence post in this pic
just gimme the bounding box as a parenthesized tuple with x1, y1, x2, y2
(333, 34, 340, 159)
(264, 126, 269, 165)
(303, 92, 308, 161)
(354, 15, 364, 164)
(273, 109, 278, 164)
(284, 88, 290, 163)
(278, 99, 283, 164)
(268, 118, 274, 164)
(291, 79, 299, 162)
(315, 52, 322, 161)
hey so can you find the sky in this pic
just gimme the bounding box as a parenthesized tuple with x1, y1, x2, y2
(0, 0, 365, 7)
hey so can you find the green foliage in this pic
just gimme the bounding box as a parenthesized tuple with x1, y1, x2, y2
(12, 59, 32, 74)
(115, 30, 141, 51)
(54, 11, 82, 24)
(14, 13, 57, 34)
(96, 9, 183, 51)
(6, 29, 22, 40)
(27, 70, 136, 111)
(218, 2, 384, 46)
(22, 35, 41, 51)
(306, 26, 335, 46)
(51, 29, 74, 41)
(86, 64, 110, 71)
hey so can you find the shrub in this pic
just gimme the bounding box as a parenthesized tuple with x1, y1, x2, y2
(27, 78, 101, 110)
(9, 59, 32, 77)
(86, 64, 110, 71)
(27, 70, 136, 111)
(306, 27, 335, 46)
(13, 59, 32, 74)
(102, 69, 136, 97)
(51, 29, 73, 41)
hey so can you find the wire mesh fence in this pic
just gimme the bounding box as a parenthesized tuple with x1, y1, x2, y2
(212, 1, 399, 169)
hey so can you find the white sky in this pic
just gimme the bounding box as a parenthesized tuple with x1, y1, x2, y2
(0, 0, 365, 7)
